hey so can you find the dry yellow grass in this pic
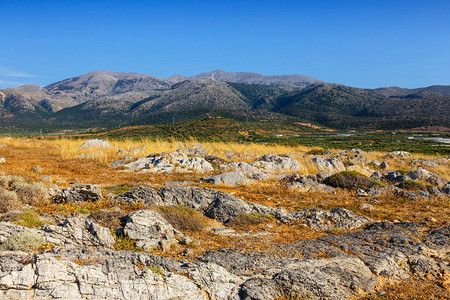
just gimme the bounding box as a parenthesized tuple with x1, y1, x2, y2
(0, 136, 449, 298)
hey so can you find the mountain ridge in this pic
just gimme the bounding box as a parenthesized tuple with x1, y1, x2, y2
(0, 70, 448, 130)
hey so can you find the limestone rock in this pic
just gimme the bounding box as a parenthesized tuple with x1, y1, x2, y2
(42, 217, 115, 249)
(251, 154, 303, 173)
(312, 157, 345, 174)
(79, 139, 111, 148)
(201, 171, 250, 186)
(116, 186, 163, 205)
(385, 151, 411, 159)
(123, 210, 185, 251)
(51, 184, 102, 203)
(409, 168, 444, 187)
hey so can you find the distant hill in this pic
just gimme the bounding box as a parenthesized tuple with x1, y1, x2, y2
(375, 85, 450, 97)
(0, 70, 448, 130)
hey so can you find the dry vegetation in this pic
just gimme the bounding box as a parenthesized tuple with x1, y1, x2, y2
(0, 136, 448, 298)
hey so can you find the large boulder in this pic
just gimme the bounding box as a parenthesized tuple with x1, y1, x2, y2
(201, 171, 250, 186)
(219, 162, 268, 180)
(409, 168, 445, 187)
(385, 151, 411, 159)
(123, 210, 185, 251)
(120, 152, 213, 173)
(176, 143, 207, 157)
(50, 184, 102, 203)
(251, 154, 303, 173)
(323, 171, 380, 190)
(116, 186, 163, 206)
(312, 158, 345, 174)
(42, 218, 115, 249)
(79, 139, 111, 148)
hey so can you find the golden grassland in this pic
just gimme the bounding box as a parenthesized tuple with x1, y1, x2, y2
(0, 136, 448, 225)
(0, 136, 449, 298)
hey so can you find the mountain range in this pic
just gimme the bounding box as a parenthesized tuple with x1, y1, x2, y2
(0, 70, 448, 130)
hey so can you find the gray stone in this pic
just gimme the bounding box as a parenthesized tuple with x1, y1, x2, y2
(220, 162, 269, 180)
(312, 157, 345, 174)
(251, 154, 303, 173)
(411, 159, 438, 168)
(201, 171, 250, 186)
(176, 143, 207, 157)
(123, 210, 185, 251)
(409, 168, 444, 187)
(122, 152, 213, 173)
(442, 182, 450, 194)
(385, 151, 411, 159)
(42, 217, 115, 249)
(50, 184, 103, 203)
(116, 186, 163, 205)
(79, 139, 111, 149)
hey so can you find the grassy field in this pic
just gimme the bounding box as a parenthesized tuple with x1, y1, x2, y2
(8, 117, 448, 155)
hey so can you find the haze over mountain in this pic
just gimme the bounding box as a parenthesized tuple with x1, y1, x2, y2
(0, 70, 448, 130)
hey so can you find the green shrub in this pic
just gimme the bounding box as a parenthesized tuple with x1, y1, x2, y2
(229, 213, 275, 228)
(11, 210, 51, 228)
(114, 233, 142, 251)
(156, 206, 206, 232)
(0, 189, 21, 213)
(148, 265, 166, 277)
(104, 183, 136, 195)
(0, 231, 44, 251)
(323, 171, 378, 190)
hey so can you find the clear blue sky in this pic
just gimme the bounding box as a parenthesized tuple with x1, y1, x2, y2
(0, 0, 449, 89)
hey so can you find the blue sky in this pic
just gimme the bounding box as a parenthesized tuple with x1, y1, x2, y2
(0, 0, 449, 89)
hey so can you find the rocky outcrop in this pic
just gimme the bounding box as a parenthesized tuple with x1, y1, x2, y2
(0, 218, 115, 249)
(312, 157, 345, 174)
(251, 154, 303, 173)
(50, 184, 103, 203)
(0, 216, 447, 299)
(385, 151, 411, 159)
(201, 171, 250, 186)
(409, 168, 445, 187)
(123, 210, 187, 251)
(42, 218, 115, 249)
(117, 152, 213, 173)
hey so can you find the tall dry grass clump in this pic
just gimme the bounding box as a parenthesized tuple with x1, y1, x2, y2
(0, 189, 21, 213)
(9, 177, 49, 205)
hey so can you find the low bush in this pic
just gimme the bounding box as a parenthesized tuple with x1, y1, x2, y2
(0, 189, 21, 213)
(114, 233, 142, 251)
(11, 210, 51, 228)
(228, 213, 275, 228)
(15, 182, 49, 205)
(323, 171, 378, 190)
(90, 209, 124, 228)
(398, 180, 430, 192)
(156, 206, 206, 232)
(0, 176, 11, 188)
(0, 231, 44, 251)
